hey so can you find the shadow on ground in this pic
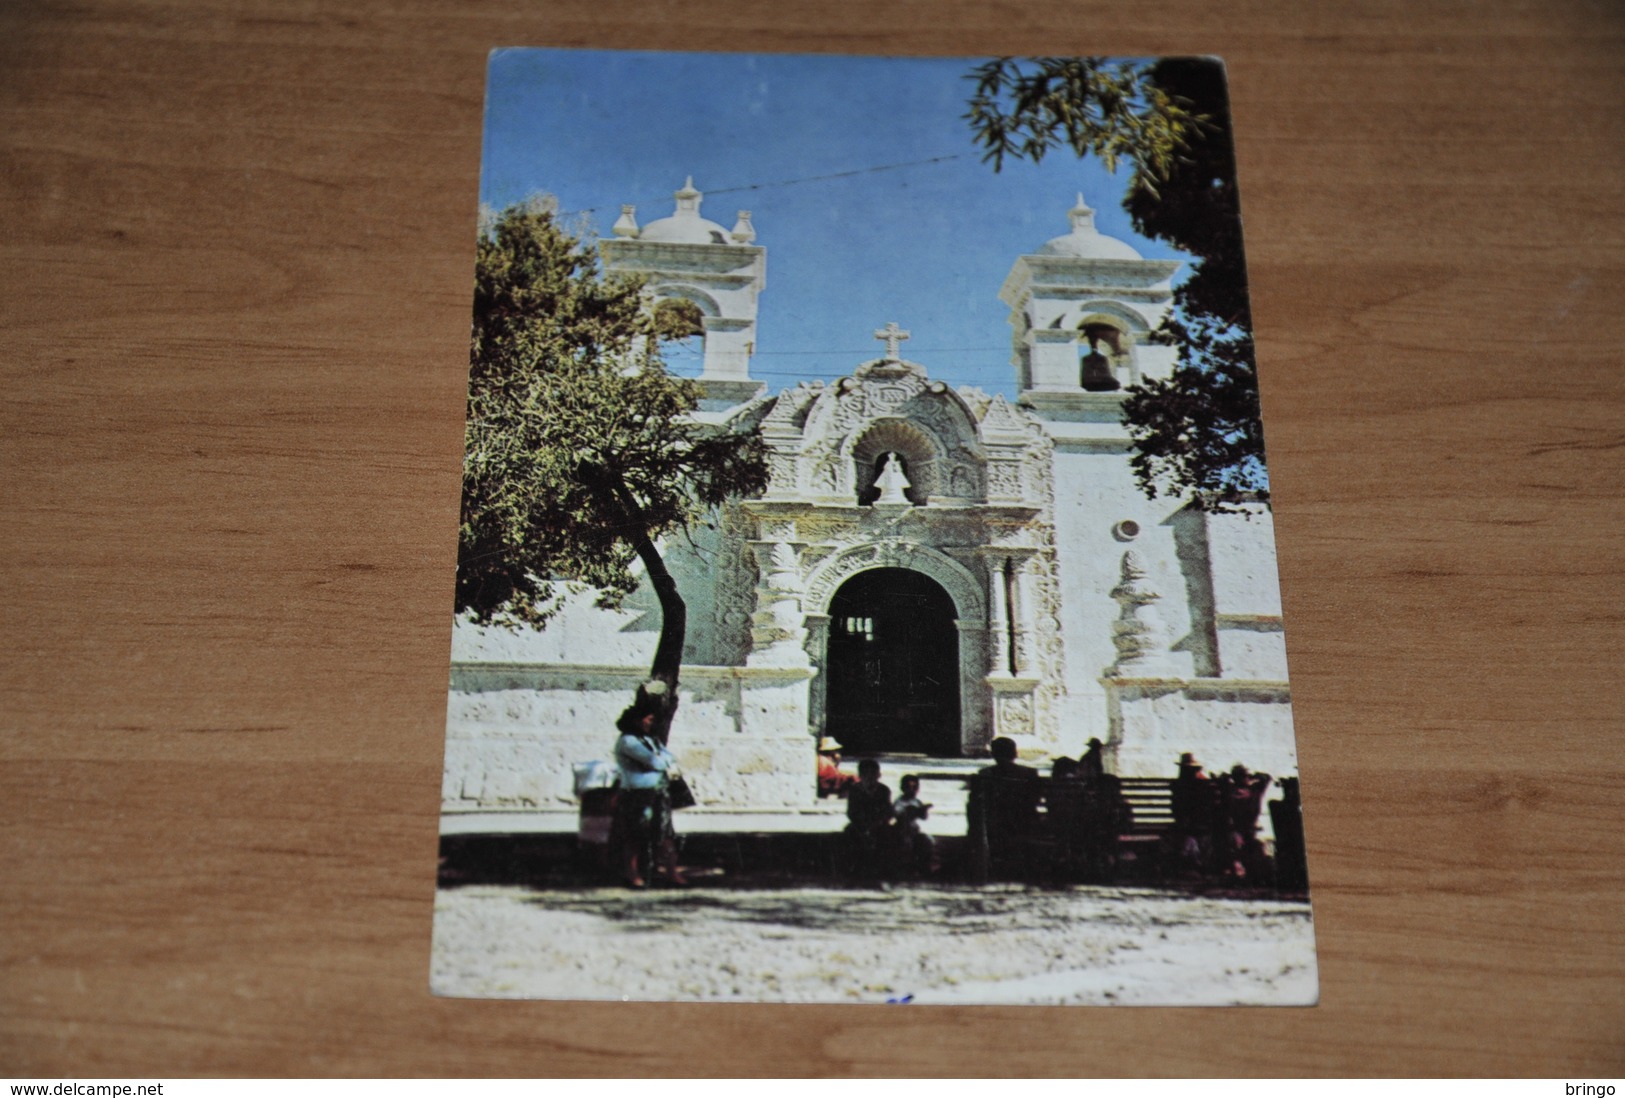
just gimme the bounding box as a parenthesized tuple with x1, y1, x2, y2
(437, 831, 1308, 906)
(528, 886, 1048, 935)
(437, 831, 926, 892)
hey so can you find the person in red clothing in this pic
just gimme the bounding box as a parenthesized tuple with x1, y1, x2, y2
(816, 736, 857, 798)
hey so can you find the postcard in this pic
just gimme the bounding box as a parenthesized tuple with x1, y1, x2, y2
(431, 49, 1316, 1005)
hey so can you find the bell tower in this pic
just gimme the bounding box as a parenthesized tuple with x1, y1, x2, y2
(600, 177, 767, 409)
(999, 193, 1181, 415)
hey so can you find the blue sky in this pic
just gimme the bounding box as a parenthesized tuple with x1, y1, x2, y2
(480, 49, 1189, 399)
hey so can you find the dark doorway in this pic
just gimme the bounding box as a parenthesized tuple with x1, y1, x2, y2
(825, 568, 961, 756)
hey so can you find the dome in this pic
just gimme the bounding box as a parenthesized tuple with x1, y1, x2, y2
(636, 177, 740, 246)
(1037, 193, 1143, 260)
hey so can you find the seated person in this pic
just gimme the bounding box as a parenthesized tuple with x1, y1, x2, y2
(1269, 777, 1309, 892)
(1170, 751, 1215, 874)
(1078, 737, 1107, 786)
(982, 736, 1039, 781)
(816, 737, 857, 798)
(891, 774, 935, 875)
(1220, 764, 1273, 881)
(967, 737, 1042, 876)
(1046, 757, 1088, 879)
(844, 759, 893, 876)
(1089, 773, 1134, 881)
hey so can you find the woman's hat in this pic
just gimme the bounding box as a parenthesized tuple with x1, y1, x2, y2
(817, 737, 841, 753)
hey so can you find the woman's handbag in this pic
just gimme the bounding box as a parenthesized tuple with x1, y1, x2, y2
(667, 775, 697, 810)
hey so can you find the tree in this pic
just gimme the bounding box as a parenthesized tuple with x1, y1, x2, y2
(458, 199, 770, 723)
(966, 56, 1269, 508)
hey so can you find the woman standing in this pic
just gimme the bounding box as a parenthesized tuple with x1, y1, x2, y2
(612, 694, 686, 888)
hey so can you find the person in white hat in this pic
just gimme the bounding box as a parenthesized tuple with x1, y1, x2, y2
(816, 736, 856, 798)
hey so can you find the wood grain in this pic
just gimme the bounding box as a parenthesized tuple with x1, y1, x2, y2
(2, 0, 1622, 1077)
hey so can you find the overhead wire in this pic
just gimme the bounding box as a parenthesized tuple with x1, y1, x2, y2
(556, 153, 970, 218)
(561, 152, 1055, 389)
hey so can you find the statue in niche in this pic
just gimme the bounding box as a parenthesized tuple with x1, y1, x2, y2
(873, 451, 912, 505)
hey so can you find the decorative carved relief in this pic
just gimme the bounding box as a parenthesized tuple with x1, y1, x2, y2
(803, 540, 987, 622)
(996, 691, 1034, 736)
(902, 392, 980, 445)
(979, 394, 1030, 438)
(812, 452, 844, 493)
(1108, 550, 1173, 676)
(987, 460, 1023, 499)
(766, 452, 799, 495)
(729, 360, 1066, 746)
(1026, 428, 1065, 740)
(765, 540, 803, 590)
(759, 518, 798, 543)
(804, 615, 831, 730)
(762, 381, 822, 430)
(872, 381, 913, 408)
(737, 389, 775, 418)
(956, 385, 994, 420)
(709, 505, 759, 665)
(959, 628, 993, 751)
(783, 367, 1002, 511)
(795, 541, 840, 571)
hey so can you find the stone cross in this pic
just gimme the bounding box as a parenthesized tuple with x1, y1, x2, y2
(873, 322, 910, 360)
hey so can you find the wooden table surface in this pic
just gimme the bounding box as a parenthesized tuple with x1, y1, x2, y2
(3, 0, 1622, 1078)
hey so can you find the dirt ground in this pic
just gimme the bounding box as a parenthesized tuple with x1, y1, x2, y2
(430, 882, 1318, 1006)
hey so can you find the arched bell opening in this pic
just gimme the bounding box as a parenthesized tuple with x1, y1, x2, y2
(1079, 320, 1127, 391)
(824, 568, 961, 756)
(650, 294, 710, 377)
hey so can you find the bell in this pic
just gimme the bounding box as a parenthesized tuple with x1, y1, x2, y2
(1080, 350, 1120, 391)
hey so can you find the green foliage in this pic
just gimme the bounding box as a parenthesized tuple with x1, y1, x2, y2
(966, 57, 1269, 509)
(1121, 59, 1250, 332)
(650, 297, 705, 341)
(1122, 319, 1265, 505)
(458, 201, 769, 632)
(964, 57, 1208, 198)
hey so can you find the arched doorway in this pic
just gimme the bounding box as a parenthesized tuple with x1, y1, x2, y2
(824, 568, 961, 756)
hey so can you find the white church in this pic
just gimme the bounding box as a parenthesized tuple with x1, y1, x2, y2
(441, 179, 1299, 832)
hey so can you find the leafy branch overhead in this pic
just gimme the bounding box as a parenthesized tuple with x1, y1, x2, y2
(458, 201, 769, 633)
(965, 57, 1210, 199)
(966, 57, 1269, 509)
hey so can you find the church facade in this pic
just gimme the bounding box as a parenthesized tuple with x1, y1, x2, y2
(441, 181, 1299, 828)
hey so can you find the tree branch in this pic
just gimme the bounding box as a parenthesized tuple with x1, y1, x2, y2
(580, 461, 686, 693)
